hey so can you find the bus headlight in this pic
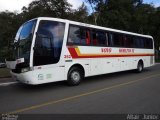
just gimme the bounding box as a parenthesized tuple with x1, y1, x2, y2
(21, 68, 30, 73)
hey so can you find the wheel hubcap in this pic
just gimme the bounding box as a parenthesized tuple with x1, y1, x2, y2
(71, 71, 80, 82)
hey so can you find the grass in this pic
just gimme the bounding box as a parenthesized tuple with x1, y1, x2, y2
(0, 68, 11, 78)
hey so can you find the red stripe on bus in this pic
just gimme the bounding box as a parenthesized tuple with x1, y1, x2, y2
(68, 47, 79, 58)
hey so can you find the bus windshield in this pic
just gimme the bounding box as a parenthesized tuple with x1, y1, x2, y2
(33, 20, 65, 66)
(14, 19, 37, 62)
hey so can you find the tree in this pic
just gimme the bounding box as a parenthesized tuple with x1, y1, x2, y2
(68, 3, 89, 22)
(21, 0, 72, 20)
(0, 11, 21, 61)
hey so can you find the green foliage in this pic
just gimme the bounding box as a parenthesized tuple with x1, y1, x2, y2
(0, 0, 160, 61)
(0, 68, 11, 78)
(21, 0, 72, 20)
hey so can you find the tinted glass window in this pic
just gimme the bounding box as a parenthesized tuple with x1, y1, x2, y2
(15, 26, 23, 41)
(92, 31, 97, 45)
(19, 21, 35, 41)
(133, 37, 144, 48)
(134, 37, 153, 49)
(123, 35, 134, 48)
(68, 25, 91, 45)
(144, 38, 153, 49)
(108, 33, 114, 46)
(15, 20, 37, 62)
(68, 25, 153, 49)
(92, 30, 107, 46)
(111, 33, 122, 47)
(68, 26, 81, 44)
(80, 28, 91, 45)
(34, 20, 65, 66)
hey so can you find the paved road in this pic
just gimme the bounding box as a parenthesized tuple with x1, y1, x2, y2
(0, 64, 160, 114)
(0, 77, 13, 83)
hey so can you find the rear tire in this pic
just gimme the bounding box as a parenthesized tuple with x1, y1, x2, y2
(136, 61, 143, 73)
(67, 67, 83, 86)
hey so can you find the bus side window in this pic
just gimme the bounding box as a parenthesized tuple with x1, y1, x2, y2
(145, 38, 153, 49)
(113, 33, 122, 47)
(92, 31, 97, 45)
(108, 33, 114, 46)
(128, 36, 134, 48)
(86, 30, 91, 45)
(80, 28, 91, 45)
(133, 37, 143, 48)
(68, 26, 81, 45)
(123, 35, 131, 48)
(91, 30, 106, 46)
(119, 34, 124, 47)
(96, 31, 106, 46)
(133, 37, 139, 48)
(148, 38, 153, 49)
(105, 32, 109, 46)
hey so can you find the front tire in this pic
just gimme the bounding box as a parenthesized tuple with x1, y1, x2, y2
(67, 67, 83, 86)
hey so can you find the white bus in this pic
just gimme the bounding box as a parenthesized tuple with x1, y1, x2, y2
(6, 17, 155, 85)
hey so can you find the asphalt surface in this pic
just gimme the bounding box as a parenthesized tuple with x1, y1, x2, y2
(0, 64, 160, 114)
(0, 77, 13, 83)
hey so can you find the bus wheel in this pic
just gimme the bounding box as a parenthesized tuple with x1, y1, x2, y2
(136, 61, 143, 73)
(67, 67, 83, 86)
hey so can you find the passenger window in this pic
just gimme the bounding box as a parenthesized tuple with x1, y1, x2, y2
(68, 26, 81, 44)
(68, 25, 91, 46)
(145, 38, 153, 49)
(112, 33, 122, 47)
(133, 37, 144, 48)
(123, 35, 132, 48)
(105, 33, 109, 46)
(108, 33, 114, 46)
(92, 31, 97, 45)
(91, 30, 107, 46)
(97, 31, 107, 46)
(80, 28, 91, 45)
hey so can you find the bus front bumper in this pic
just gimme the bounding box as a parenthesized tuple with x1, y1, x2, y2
(10, 71, 36, 85)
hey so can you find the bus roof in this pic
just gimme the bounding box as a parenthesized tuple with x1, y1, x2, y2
(36, 17, 153, 39)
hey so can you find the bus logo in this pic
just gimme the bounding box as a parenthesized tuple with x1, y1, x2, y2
(38, 74, 43, 80)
